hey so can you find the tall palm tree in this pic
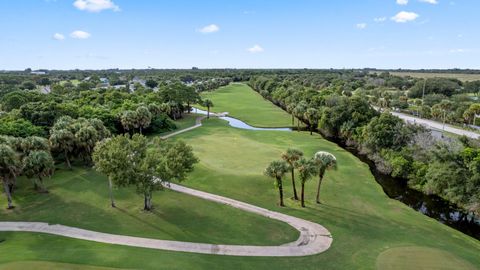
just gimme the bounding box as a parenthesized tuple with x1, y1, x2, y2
(293, 102, 307, 131)
(313, 151, 337, 204)
(264, 160, 289, 207)
(49, 128, 75, 169)
(295, 158, 317, 207)
(0, 144, 20, 209)
(281, 148, 303, 200)
(120, 110, 139, 134)
(22, 150, 55, 193)
(203, 99, 214, 119)
(286, 103, 296, 126)
(304, 108, 319, 135)
(136, 106, 152, 134)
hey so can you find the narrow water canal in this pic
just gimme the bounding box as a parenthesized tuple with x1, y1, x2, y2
(192, 108, 480, 240)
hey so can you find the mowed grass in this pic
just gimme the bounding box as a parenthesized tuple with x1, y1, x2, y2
(0, 166, 297, 246)
(378, 71, 480, 82)
(0, 86, 479, 269)
(199, 83, 293, 127)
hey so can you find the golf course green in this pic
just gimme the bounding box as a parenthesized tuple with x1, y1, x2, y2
(0, 83, 479, 269)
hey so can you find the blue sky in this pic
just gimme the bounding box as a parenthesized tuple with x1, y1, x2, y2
(0, 0, 478, 70)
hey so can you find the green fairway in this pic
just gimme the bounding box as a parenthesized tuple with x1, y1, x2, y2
(1, 86, 479, 269)
(199, 83, 293, 127)
(0, 166, 297, 246)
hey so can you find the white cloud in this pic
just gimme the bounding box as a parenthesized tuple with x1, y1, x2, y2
(449, 48, 467, 53)
(73, 0, 120, 12)
(356, 23, 367, 29)
(198, 24, 220, 34)
(70, 30, 91, 39)
(247, 44, 264, 53)
(419, 0, 438, 4)
(397, 0, 408, 5)
(53, 33, 65, 40)
(374, 17, 387, 22)
(391, 11, 419, 23)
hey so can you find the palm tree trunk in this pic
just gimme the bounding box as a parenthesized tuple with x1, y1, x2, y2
(64, 149, 71, 169)
(139, 126, 143, 135)
(207, 106, 210, 119)
(316, 170, 325, 204)
(310, 124, 313, 135)
(108, 178, 116, 208)
(38, 176, 48, 193)
(297, 117, 300, 132)
(277, 177, 284, 207)
(3, 181, 14, 209)
(301, 182, 305, 208)
(291, 169, 298, 200)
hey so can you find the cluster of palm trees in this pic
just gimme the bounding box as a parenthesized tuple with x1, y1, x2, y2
(264, 149, 337, 207)
(0, 136, 55, 209)
(287, 102, 319, 135)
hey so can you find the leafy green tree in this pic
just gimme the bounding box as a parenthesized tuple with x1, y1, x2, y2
(295, 158, 317, 207)
(22, 150, 55, 192)
(0, 144, 20, 209)
(93, 136, 132, 207)
(1, 91, 27, 111)
(313, 151, 337, 204)
(145, 79, 158, 89)
(264, 160, 289, 207)
(93, 134, 198, 211)
(203, 99, 214, 119)
(281, 148, 303, 200)
(361, 113, 413, 152)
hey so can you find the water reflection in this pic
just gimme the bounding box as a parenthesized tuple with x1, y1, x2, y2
(193, 108, 292, 131)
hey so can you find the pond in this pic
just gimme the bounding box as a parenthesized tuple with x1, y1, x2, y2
(193, 108, 292, 131)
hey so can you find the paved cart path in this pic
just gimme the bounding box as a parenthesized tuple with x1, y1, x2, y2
(0, 115, 332, 257)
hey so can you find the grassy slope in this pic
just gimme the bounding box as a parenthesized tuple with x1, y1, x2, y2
(1, 86, 479, 269)
(199, 83, 293, 128)
(0, 166, 297, 246)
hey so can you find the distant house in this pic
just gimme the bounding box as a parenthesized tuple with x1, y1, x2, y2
(132, 76, 146, 86)
(40, 86, 51, 94)
(99, 78, 110, 88)
(31, 71, 46, 75)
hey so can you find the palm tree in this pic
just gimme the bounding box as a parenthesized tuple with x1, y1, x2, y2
(286, 103, 296, 126)
(313, 151, 337, 204)
(281, 148, 303, 200)
(0, 144, 20, 209)
(293, 102, 307, 131)
(120, 110, 139, 134)
(295, 158, 317, 207)
(203, 99, 214, 119)
(136, 106, 152, 134)
(49, 128, 75, 169)
(264, 160, 289, 207)
(22, 150, 55, 193)
(304, 108, 319, 135)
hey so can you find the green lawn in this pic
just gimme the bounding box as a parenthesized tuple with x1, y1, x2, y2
(199, 83, 293, 128)
(1, 86, 479, 269)
(0, 166, 297, 246)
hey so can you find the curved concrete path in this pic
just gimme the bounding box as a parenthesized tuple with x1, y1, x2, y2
(0, 115, 332, 257)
